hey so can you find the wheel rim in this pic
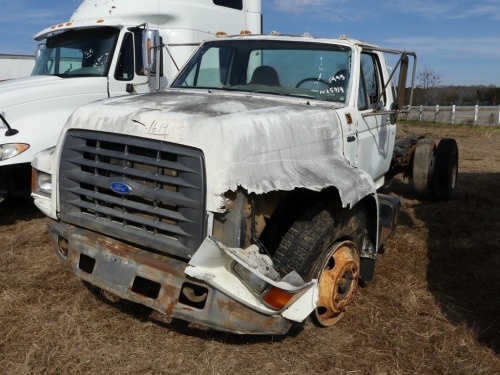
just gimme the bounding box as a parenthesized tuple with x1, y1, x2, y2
(315, 241, 360, 326)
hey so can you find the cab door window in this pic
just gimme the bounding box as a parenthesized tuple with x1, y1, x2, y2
(115, 31, 162, 80)
(115, 33, 134, 80)
(358, 52, 385, 110)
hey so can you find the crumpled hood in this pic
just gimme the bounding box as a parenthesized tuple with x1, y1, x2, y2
(0, 76, 106, 110)
(63, 90, 376, 211)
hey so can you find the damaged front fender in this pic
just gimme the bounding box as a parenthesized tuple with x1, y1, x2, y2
(186, 236, 318, 323)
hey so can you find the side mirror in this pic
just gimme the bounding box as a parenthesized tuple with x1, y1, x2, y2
(142, 29, 160, 75)
(397, 54, 409, 111)
(35, 44, 45, 60)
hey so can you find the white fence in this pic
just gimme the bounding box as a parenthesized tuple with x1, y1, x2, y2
(405, 105, 500, 126)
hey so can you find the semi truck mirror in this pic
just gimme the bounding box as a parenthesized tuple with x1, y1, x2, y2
(35, 44, 45, 60)
(142, 29, 160, 75)
(397, 54, 409, 111)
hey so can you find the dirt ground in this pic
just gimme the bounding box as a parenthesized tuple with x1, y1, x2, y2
(0, 123, 499, 375)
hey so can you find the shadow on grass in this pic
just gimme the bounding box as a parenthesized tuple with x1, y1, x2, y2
(386, 173, 500, 354)
(0, 193, 43, 225)
(82, 281, 300, 344)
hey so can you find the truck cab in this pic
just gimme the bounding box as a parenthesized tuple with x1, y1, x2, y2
(0, 0, 261, 203)
(32, 33, 417, 334)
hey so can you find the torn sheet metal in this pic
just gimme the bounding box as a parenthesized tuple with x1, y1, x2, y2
(63, 90, 376, 212)
(185, 237, 317, 322)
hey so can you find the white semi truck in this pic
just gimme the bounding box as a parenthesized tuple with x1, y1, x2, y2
(32, 33, 458, 334)
(0, 0, 261, 202)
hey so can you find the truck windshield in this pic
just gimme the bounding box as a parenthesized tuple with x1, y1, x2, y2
(32, 27, 120, 78)
(171, 39, 352, 103)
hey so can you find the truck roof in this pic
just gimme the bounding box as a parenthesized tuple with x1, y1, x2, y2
(210, 32, 367, 44)
(207, 33, 412, 56)
(34, 0, 262, 41)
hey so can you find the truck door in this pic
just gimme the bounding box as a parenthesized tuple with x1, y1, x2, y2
(108, 31, 162, 96)
(355, 51, 395, 184)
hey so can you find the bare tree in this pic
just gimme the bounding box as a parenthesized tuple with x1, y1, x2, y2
(417, 65, 441, 105)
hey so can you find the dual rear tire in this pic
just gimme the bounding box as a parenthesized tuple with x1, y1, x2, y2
(412, 138, 458, 200)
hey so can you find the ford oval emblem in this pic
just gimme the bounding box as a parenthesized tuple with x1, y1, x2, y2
(110, 182, 132, 195)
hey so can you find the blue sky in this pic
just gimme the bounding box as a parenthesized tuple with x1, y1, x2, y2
(1, 0, 499, 86)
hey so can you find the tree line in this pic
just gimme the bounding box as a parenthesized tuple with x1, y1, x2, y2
(408, 65, 499, 106)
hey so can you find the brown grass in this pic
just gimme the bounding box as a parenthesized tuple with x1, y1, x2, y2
(1, 123, 499, 375)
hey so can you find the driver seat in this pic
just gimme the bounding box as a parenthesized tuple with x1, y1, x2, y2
(250, 66, 281, 86)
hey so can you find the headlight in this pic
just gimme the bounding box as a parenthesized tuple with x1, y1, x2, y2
(233, 261, 304, 310)
(0, 143, 29, 161)
(233, 262, 269, 294)
(32, 169, 52, 196)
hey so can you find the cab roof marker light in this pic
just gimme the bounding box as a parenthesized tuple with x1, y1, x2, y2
(240, 29, 251, 35)
(97, 19, 105, 24)
(216, 31, 227, 37)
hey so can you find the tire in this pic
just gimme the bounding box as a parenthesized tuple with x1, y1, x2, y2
(272, 202, 365, 327)
(433, 138, 458, 200)
(412, 138, 436, 198)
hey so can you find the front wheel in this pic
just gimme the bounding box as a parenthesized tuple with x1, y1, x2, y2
(272, 203, 366, 326)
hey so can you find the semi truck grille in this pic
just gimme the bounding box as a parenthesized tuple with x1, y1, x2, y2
(58, 129, 206, 259)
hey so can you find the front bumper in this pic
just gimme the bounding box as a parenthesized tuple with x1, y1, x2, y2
(47, 219, 305, 334)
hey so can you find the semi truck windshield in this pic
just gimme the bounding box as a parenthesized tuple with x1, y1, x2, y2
(32, 27, 120, 78)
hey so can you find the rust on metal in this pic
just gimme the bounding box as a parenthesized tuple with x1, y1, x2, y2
(47, 220, 292, 334)
(316, 240, 359, 326)
(216, 298, 289, 333)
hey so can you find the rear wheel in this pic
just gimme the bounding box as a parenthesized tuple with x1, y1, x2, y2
(272, 202, 365, 326)
(433, 138, 458, 200)
(412, 138, 436, 198)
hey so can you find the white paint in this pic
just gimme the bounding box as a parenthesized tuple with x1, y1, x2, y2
(60, 90, 376, 212)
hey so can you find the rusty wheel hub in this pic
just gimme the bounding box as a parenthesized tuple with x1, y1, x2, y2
(315, 241, 359, 326)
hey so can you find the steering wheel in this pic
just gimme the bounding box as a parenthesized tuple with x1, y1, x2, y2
(295, 77, 331, 88)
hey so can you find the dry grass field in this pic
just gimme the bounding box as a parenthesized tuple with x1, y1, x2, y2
(0, 123, 499, 375)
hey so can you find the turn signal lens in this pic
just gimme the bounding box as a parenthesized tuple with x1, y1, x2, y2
(263, 288, 295, 310)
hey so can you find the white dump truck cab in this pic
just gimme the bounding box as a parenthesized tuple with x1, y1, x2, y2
(33, 34, 418, 334)
(0, 0, 261, 203)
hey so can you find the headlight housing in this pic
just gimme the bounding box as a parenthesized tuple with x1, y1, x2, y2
(0, 143, 29, 161)
(32, 169, 52, 196)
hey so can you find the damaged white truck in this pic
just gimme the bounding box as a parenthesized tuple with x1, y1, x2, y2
(32, 33, 458, 334)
